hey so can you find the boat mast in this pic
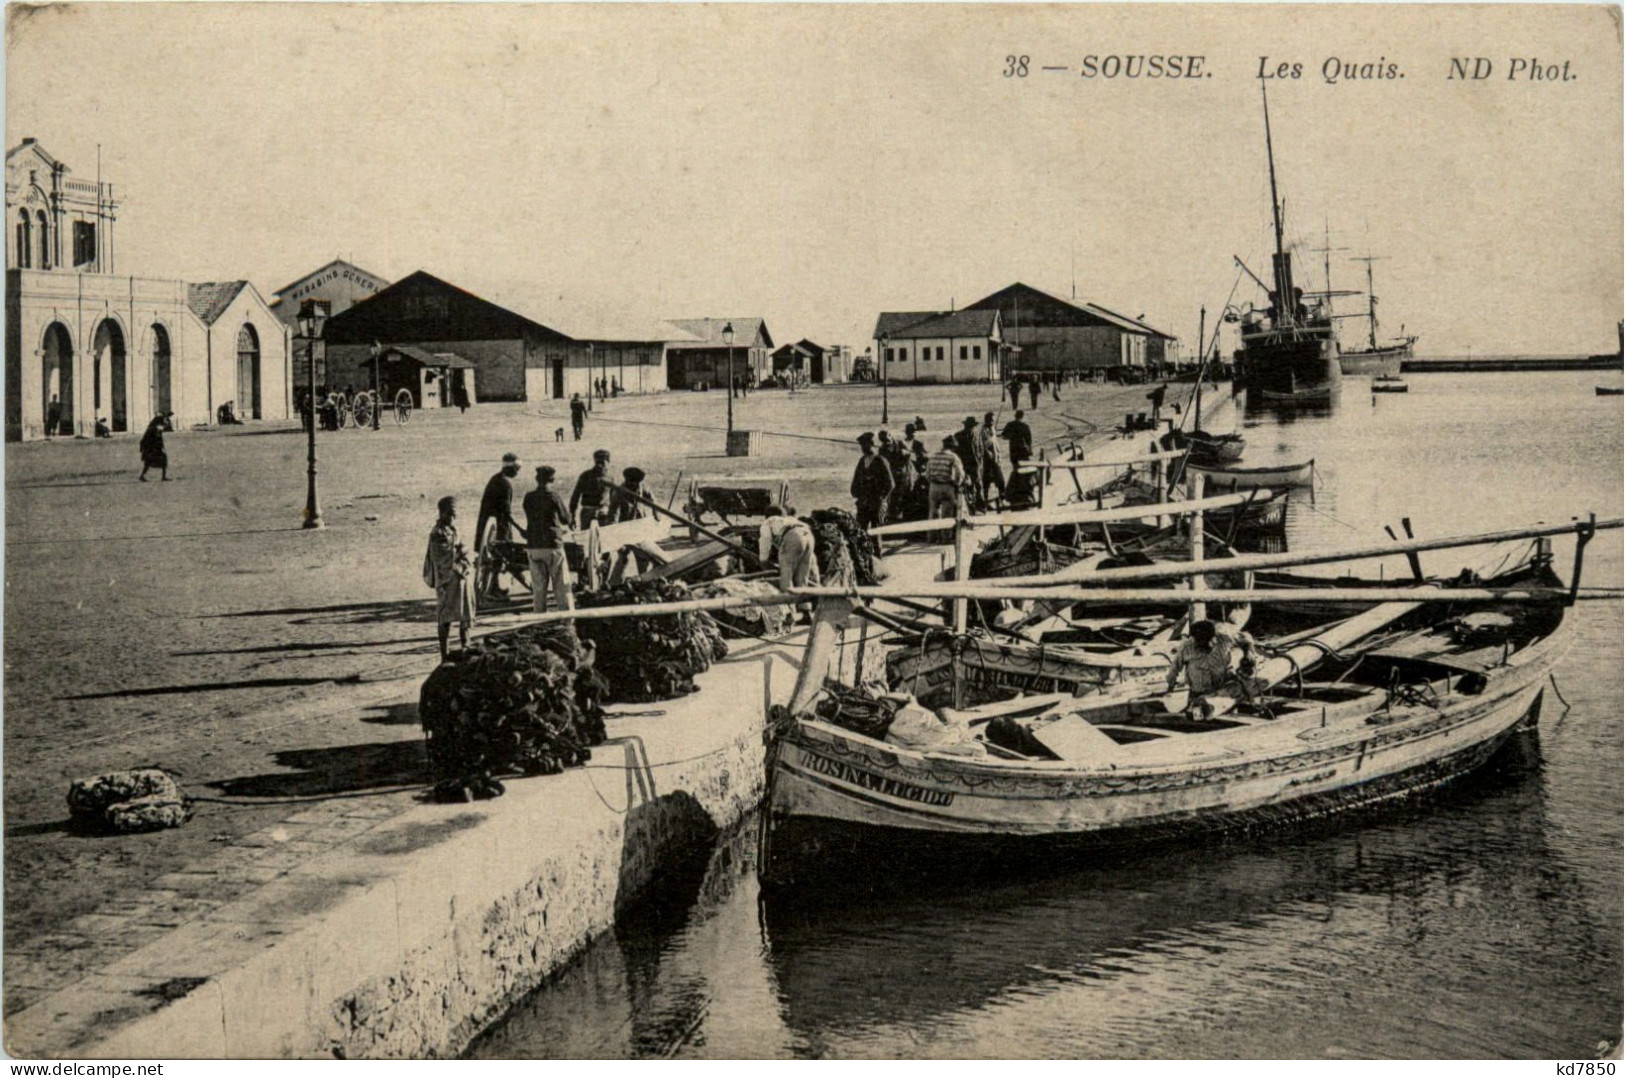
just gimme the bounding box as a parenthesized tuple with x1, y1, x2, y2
(1261, 79, 1294, 327)
(1353, 255, 1383, 349)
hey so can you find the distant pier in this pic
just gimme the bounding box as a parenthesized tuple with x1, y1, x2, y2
(1402, 354, 1624, 373)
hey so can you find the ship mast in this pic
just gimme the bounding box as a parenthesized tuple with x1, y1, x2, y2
(1353, 255, 1385, 350)
(1260, 79, 1294, 327)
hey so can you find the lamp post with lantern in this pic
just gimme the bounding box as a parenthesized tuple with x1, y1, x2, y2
(369, 340, 382, 430)
(297, 298, 330, 529)
(722, 321, 735, 433)
(878, 333, 890, 425)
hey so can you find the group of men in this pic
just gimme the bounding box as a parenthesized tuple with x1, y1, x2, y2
(849, 410, 1035, 530)
(425, 447, 655, 661)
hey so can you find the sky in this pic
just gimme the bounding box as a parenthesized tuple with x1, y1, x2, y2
(7, 3, 1622, 356)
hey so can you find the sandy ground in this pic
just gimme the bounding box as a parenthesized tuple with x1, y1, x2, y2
(2, 378, 1156, 968)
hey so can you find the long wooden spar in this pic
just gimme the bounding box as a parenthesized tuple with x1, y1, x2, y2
(910, 517, 1624, 590)
(501, 583, 1618, 627)
(868, 488, 1275, 537)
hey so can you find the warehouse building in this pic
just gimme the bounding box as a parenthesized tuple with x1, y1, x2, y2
(322, 271, 684, 405)
(322, 271, 573, 402)
(871, 308, 1004, 384)
(964, 283, 1178, 375)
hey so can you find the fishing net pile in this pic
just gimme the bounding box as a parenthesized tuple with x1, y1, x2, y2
(690, 577, 796, 639)
(575, 578, 728, 702)
(418, 624, 608, 801)
(807, 507, 883, 585)
(68, 768, 190, 834)
(810, 682, 903, 740)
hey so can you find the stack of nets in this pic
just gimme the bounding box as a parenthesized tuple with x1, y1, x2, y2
(418, 623, 608, 801)
(68, 768, 189, 834)
(808, 507, 881, 585)
(812, 683, 903, 740)
(576, 578, 728, 703)
(690, 577, 795, 639)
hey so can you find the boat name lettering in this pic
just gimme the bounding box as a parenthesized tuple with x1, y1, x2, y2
(803, 752, 955, 807)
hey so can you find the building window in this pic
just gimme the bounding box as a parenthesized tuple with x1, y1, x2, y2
(73, 221, 96, 267)
(36, 211, 49, 269)
(15, 210, 31, 269)
(884, 347, 894, 363)
(959, 345, 968, 360)
(899, 348, 908, 361)
(936, 347, 945, 361)
(973, 345, 982, 360)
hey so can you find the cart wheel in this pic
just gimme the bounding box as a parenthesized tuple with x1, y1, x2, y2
(353, 392, 374, 429)
(395, 389, 413, 424)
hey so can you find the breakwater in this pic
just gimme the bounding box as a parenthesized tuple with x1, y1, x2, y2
(1402, 354, 1622, 372)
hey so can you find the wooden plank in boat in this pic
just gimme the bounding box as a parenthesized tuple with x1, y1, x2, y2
(1030, 714, 1123, 762)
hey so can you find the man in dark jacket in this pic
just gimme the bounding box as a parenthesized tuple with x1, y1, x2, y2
(950, 416, 986, 511)
(476, 452, 524, 598)
(569, 449, 616, 528)
(850, 432, 895, 532)
(1000, 409, 1033, 464)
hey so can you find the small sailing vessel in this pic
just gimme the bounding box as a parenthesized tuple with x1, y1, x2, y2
(1339, 255, 1417, 376)
(1372, 375, 1410, 393)
(1232, 83, 1341, 401)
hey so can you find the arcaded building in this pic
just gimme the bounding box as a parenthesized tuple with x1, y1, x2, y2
(4, 139, 292, 440)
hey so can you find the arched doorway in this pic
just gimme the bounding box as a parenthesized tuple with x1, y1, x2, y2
(149, 324, 172, 416)
(236, 324, 260, 420)
(41, 322, 73, 435)
(93, 319, 128, 432)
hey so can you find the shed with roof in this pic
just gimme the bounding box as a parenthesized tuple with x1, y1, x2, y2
(964, 282, 1178, 374)
(870, 308, 1004, 384)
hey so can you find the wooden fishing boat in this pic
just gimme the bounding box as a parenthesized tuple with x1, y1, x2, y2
(1595, 385, 1623, 396)
(756, 518, 1615, 886)
(1187, 458, 1314, 491)
(1372, 377, 1409, 394)
(1257, 385, 1334, 405)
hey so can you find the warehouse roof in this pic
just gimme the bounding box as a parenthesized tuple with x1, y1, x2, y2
(873, 309, 1000, 340)
(666, 317, 773, 350)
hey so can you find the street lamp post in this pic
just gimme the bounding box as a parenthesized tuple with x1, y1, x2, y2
(586, 342, 594, 411)
(878, 334, 890, 425)
(369, 340, 382, 430)
(722, 322, 735, 434)
(298, 299, 329, 529)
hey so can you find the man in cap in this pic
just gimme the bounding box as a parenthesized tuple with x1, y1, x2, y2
(950, 416, 986, 511)
(476, 453, 524, 598)
(978, 410, 1006, 505)
(570, 448, 616, 529)
(423, 496, 475, 662)
(523, 466, 575, 616)
(850, 432, 896, 534)
(925, 435, 968, 522)
(611, 466, 651, 524)
(881, 427, 917, 516)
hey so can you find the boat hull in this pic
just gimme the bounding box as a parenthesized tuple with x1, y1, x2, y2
(1235, 332, 1340, 397)
(1340, 347, 1408, 377)
(762, 708, 1536, 885)
(761, 612, 1570, 886)
(1188, 459, 1314, 490)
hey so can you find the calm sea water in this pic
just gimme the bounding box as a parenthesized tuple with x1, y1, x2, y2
(469, 371, 1623, 1059)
